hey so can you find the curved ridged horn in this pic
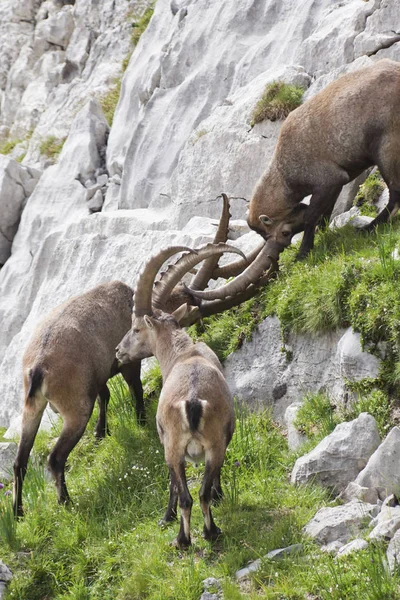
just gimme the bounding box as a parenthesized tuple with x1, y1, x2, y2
(134, 246, 196, 316)
(152, 243, 246, 310)
(180, 258, 279, 327)
(190, 193, 231, 291)
(186, 240, 281, 300)
(211, 241, 264, 280)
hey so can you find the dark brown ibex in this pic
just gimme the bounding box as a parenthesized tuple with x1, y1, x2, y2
(188, 59, 400, 303)
(116, 243, 244, 548)
(248, 59, 400, 259)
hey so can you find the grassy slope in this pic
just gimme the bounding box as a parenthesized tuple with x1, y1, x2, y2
(2, 222, 400, 598)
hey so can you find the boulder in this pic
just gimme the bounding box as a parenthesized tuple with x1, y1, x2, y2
(304, 501, 377, 545)
(387, 529, 400, 574)
(0, 156, 40, 265)
(368, 504, 400, 541)
(336, 538, 369, 557)
(341, 482, 379, 505)
(0, 442, 17, 481)
(291, 413, 381, 493)
(284, 402, 307, 451)
(356, 427, 400, 500)
(235, 544, 303, 581)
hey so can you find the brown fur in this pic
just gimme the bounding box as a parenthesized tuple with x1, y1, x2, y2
(13, 281, 144, 517)
(248, 59, 400, 257)
(116, 308, 234, 548)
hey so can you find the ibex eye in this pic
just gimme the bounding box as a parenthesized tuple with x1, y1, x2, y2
(282, 231, 291, 237)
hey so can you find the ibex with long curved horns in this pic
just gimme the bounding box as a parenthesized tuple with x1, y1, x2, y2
(13, 197, 243, 518)
(188, 59, 400, 304)
(116, 243, 245, 548)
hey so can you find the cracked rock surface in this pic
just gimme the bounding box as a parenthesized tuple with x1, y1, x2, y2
(0, 0, 400, 427)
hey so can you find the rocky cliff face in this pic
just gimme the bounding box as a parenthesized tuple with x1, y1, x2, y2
(0, 0, 399, 429)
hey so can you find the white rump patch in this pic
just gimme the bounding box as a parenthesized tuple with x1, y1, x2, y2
(185, 439, 205, 464)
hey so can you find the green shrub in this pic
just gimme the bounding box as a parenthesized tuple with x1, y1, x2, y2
(131, 5, 155, 46)
(294, 392, 338, 441)
(251, 81, 304, 126)
(0, 138, 21, 155)
(39, 136, 66, 159)
(100, 79, 122, 126)
(355, 170, 385, 207)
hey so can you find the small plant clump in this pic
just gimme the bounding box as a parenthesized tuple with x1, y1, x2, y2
(355, 170, 386, 208)
(250, 81, 304, 126)
(100, 79, 122, 126)
(39, 136, 66, 160)
(131, 5, 155, 46)
(0, 138, 22, 155)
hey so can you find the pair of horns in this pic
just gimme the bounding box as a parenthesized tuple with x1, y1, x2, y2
(134, 243, 246, 317)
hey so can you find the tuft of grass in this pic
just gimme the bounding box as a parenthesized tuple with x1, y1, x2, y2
(355, 170, 385, 208)
(39, 136, 66, 160)
(294, 392, 338, 442)
(0, 138, 22, 155)
(250, 81, 304, 126)
(131, 5, 155, 46)
(100, 4, 155, 125)
(100, 80, 122, 127)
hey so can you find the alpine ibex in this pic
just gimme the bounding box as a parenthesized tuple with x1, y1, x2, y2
(116, 243, 244, 548)
(13, 281, 143, 517)
(248, 59, 400, 258)
(186, 59, 400, 303)
(13, 196, 247, 518)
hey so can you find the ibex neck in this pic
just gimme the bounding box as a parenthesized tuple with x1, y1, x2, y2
(155, 328, 194, 380)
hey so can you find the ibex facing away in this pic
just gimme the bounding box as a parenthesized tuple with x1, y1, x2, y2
(116, 244, 243, 548)
(248, 59, 400, 260)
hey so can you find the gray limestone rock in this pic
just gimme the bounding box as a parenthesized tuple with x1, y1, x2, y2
(341, 482, 379, 505)
(235, 544, 303, 581)
(356, 427, 400, 500)
(291, 413, 381, 493)
(0, 561, 12, 582)
(0, 156, 40, 265)
(284, 402, 307, 451)
(304, 501, 377, 545)
(336, 538, 369, 557)
(387, 529, 400, 573)
(0, 442, 17, 480)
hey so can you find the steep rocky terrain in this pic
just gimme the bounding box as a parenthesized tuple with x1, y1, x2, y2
(0, 0, 400, 429)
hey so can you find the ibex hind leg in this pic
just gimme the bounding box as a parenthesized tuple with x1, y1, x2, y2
(13, 396, 47, 518)
(47, 410, 92, 505)
(159, 467, 179, 525)
(199, 458, 223, 541)
(168, 461, 193, 549)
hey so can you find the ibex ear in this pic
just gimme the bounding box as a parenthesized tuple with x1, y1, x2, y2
(172, 303, 188, 324)
(259, 214, 274, 227)
(144, 315, 155, 329)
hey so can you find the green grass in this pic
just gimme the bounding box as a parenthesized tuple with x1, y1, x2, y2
(3, 381, 400, 599)
(0, 138, 22, 155)
(39, 136, 66, 160)
(101, 4, 155, 125)
(131, 5, 155, 46)
(355, 171, 385, 209)
(100, 80, 122, 127)
(250, 81, 304, 126)
(0, 381, 333, 600)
